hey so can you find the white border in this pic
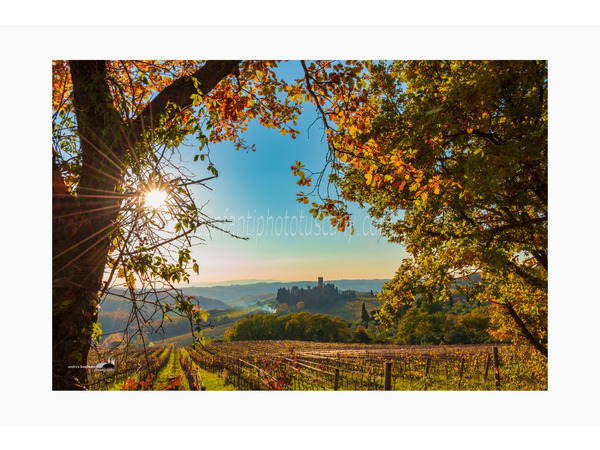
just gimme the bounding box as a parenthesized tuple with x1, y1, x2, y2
(1, 12, 599, 442)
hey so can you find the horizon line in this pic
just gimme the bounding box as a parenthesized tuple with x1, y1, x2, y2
(178, 277, 391, 287)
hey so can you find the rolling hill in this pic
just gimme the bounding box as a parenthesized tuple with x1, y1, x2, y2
(180, 279, 389, 304)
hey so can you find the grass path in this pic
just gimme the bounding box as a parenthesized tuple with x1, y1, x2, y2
(155, 347, 190, 390)
(179, 347, 236, 391)
(102, 347, 170, 390)
(93, 346, 236, 390)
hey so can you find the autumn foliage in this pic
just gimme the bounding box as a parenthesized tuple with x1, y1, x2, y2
(292, 60, 547, 360)
(120, 373, 183, 391)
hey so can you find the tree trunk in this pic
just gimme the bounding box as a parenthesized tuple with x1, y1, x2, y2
(53, 60, 123, 389)
(52, 60, 240, 389)
(504, 303, 548, 358)
(52, 174, 118, 388)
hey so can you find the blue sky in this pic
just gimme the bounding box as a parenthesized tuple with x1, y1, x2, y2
(175, 61, 406, 283)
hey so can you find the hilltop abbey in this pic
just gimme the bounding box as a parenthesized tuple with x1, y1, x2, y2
(275, 277, 354, 309)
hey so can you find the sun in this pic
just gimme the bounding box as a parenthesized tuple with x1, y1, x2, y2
(144, 189, 168, 210)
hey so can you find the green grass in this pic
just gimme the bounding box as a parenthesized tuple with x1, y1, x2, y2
(90, 346, 238, 390)
(150, 306, 263, 346)
(154, 347, 190, 390)
(308, 296, 384, 322)
(212, 305, 264, 322)
(194, 367, 237, 391)
(203, 322, 236, 339)
(152, 323, 235, 347)
(179, 347, 236, 391)
(97, 347, 170, 390)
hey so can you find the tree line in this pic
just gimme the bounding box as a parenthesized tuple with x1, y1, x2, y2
(225, 299, 497, 346)
(225, 312, 353, 342)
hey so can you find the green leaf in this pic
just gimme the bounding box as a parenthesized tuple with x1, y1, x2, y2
(70, 350, 83, 363)
(91, 322, 102, 344)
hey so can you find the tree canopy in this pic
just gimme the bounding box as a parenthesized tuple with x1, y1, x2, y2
(225, 312, 353, 343)
(293, 60, 548, 358)
(52, 60, 367, 389)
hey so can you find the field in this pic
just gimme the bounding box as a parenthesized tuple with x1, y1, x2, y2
(86, 340, 546, 391)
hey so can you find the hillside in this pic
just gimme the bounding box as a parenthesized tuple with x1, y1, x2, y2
(141, 294, 384, 346)
(101, 279, 388, 308)
(100, 291, 230, 312)
(98, 293, 229, 343)
(307, 295, 383, 322)
(181, 279, 389, 304)
(98, 276, 483, 347)
(227, 293, 276, 309)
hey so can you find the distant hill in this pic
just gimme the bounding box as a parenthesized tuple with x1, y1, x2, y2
(98, 275, 487, 347)
(305, 294, 384, 323)
(227, 293, 276, 309)
(451, 272, 482, 287)
(98, 292, 230, 342)
(183, 279, 287, 287)
(100, 291, 230, 312)
(97, 279, 388, 346)
(180, 279, 389, 304)
(144, 293, 384, 346)
(193, 296, 230, 310)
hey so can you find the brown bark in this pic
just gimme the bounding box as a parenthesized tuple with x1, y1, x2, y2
(53, 60, 121, 390)
(52, 60, 240, 390)
(503, 303, 548, 358)
(133, 60, 241, 136)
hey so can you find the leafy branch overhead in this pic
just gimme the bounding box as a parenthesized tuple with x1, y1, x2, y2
(293, 60, 547, 358)
(52, 59, 368, 389)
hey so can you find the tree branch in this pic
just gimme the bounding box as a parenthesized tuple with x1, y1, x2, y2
(132, 60, 241, 140)
(503, 303, 547, 357)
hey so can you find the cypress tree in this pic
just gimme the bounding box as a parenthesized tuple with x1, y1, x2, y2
(361, 302, 371, 324)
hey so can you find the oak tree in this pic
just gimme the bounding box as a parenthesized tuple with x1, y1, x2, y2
(52, 60, 365, 389)
(295, 60, 548, 360)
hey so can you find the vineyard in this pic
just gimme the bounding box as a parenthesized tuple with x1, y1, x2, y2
(85, 341, 547, 391)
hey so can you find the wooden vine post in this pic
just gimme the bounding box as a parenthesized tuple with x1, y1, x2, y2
(492, 347, 501, 390)
(424, 357, 431, 391)
(483, 353, 491, 382)
(384, 361, 392, 391)
(457, 358, 465, 389)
